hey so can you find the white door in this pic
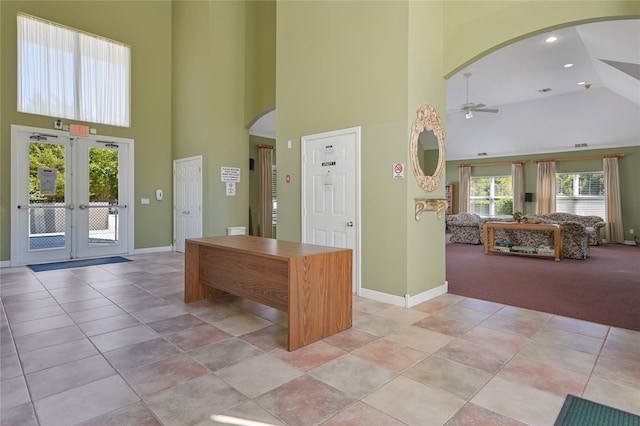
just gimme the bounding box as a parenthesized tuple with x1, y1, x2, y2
(302, 126, 361, 293)
(173, 156, 203, 252)
(11, 125, 134, 266)
(75, 138, 131, 259)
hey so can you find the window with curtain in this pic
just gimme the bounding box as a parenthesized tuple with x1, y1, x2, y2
(17, 13, 131, 127)
(470, 176, 513, 216)
(556, 172, 605, 218)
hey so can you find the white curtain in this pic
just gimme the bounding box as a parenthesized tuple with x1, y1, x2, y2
(511, 163, 524, 214)
(78, 33, 130, 126)
(458, 166, 471, 213)
(258, 147, 274, 238)
(604, 157, 624, 243)
(536, 161, 556, 214)
(17, 14, 130, 127)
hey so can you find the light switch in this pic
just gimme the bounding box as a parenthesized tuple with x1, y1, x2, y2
(141, 198, 150, 204)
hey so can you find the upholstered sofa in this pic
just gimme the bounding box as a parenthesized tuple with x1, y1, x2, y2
(447, 212, 511, 245)
(522, 213, 605, 245)
(447, 212, 484, 244)
(493, 221, 590, 260)
(448, 212, 590, 259)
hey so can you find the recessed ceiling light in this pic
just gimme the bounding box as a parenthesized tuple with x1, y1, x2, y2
(577, 81, 586, 86)
(545, 36, 558, 43)
(564, 63, 574, 68)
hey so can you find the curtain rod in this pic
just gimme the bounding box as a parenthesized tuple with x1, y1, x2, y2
(533, 153, 625, 163)
(257, 144, 274, 149)
(458, 160, 526, 168)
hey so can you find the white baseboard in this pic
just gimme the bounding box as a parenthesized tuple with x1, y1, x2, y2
(359, 281, 449, 308)
(623, 240, 638, 246)
(133, 246, 173, 255)
(0, 260, 12, 269)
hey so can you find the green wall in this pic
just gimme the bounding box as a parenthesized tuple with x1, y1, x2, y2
(445, 146, 640, 242)
(171, 1, 250, 238)
(245, 0, 276, 127)
(1, 0, 636, 289)
(0, 1, 173, 260)
(275, 1, 426, 297)
(442, 1, 640, 78)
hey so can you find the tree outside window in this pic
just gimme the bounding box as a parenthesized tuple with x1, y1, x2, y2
(470, 176, 513, 216)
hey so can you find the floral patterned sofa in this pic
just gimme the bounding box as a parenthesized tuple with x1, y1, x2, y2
(493, 221, 590, 260)
(447, 212, 484, 244)
(447, 212, 511, 245)
(522, 213, 605, 245)
(447, 212, 590, 259)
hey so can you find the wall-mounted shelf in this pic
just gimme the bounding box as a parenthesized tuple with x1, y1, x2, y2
(414, 199, 448, 221)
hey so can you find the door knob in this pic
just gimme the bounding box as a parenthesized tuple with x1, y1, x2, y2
(347, 221, 354, 227)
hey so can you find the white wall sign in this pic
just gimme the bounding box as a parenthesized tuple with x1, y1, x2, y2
(221, 167, 241, 182)
(38, 167, 58, 195)
(226, 182, 236, 196)
(392, 163, 405, 179)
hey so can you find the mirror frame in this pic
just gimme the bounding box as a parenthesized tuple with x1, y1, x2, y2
(409, 104, 446, 193)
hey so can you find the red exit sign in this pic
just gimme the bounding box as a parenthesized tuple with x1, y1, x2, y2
(69, 124, 89, 136)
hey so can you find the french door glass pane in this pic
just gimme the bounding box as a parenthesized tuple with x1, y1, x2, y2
(29, 142, 66, 250)
(87, 147, 120, 245)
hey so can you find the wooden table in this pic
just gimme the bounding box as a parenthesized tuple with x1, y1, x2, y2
(483, 221, 564, 261)
(185, 235, 352, 351)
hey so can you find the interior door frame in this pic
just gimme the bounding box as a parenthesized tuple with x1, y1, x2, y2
(301, 126, 361, 295)
(10, 124, 135, 266)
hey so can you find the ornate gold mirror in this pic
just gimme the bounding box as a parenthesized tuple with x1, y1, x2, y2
(409, 104, 445, 193)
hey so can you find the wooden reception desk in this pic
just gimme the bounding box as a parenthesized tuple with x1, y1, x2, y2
(185, 235, 352, 351)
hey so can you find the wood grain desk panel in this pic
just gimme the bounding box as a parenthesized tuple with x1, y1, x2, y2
(185, 235, 352, 351)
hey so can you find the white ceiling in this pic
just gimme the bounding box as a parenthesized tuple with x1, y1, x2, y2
(445, 19, 640, 160)
(251, 19, 640, 161)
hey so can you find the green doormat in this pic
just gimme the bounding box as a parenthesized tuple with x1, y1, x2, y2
(555, 395, 640, 426)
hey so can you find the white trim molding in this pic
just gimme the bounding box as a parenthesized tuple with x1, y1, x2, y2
(359, 281, 449, 308)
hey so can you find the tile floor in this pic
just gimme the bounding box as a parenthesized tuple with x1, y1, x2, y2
(1, 252, 639, 426)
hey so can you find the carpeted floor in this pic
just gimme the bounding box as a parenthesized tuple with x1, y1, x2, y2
(446, 237, 640, 331)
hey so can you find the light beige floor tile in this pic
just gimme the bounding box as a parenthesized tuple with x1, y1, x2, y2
(375, 306, 429, 324)
(146, 374, 247, 426)
(364, 375, 465, 426)
(212, 313, 272, 336)
(201, 401, 285, 426)
(310, 353, 396, 399)
(532, 327, 605, 355)
(34, 375, 139, 426)
(385, 325, 454, 354)
(404, 355, 492, 400)
(215, 353, 303, 398)
(517, 340, 598, 375)
(471, 376, 565, 425)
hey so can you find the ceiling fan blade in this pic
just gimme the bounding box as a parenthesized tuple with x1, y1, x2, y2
(471, 103, 486, 109)
(475, 108, 499, 113)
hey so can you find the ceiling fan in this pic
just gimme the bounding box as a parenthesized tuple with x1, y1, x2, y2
(460, 73, 499, 119)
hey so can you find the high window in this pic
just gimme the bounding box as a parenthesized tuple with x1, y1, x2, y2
(17, 13, 131, 127)
(556, 172, 605, 218)
(470, 176, 513, 216)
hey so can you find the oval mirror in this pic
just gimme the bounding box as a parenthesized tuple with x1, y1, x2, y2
(409, 105, 446, 192)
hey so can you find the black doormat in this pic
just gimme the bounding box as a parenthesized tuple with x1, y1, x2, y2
(28, 256, 131, 272)
(555, 394, 640, 426)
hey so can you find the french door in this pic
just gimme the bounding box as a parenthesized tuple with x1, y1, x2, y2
(11, 125, 133, 265)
